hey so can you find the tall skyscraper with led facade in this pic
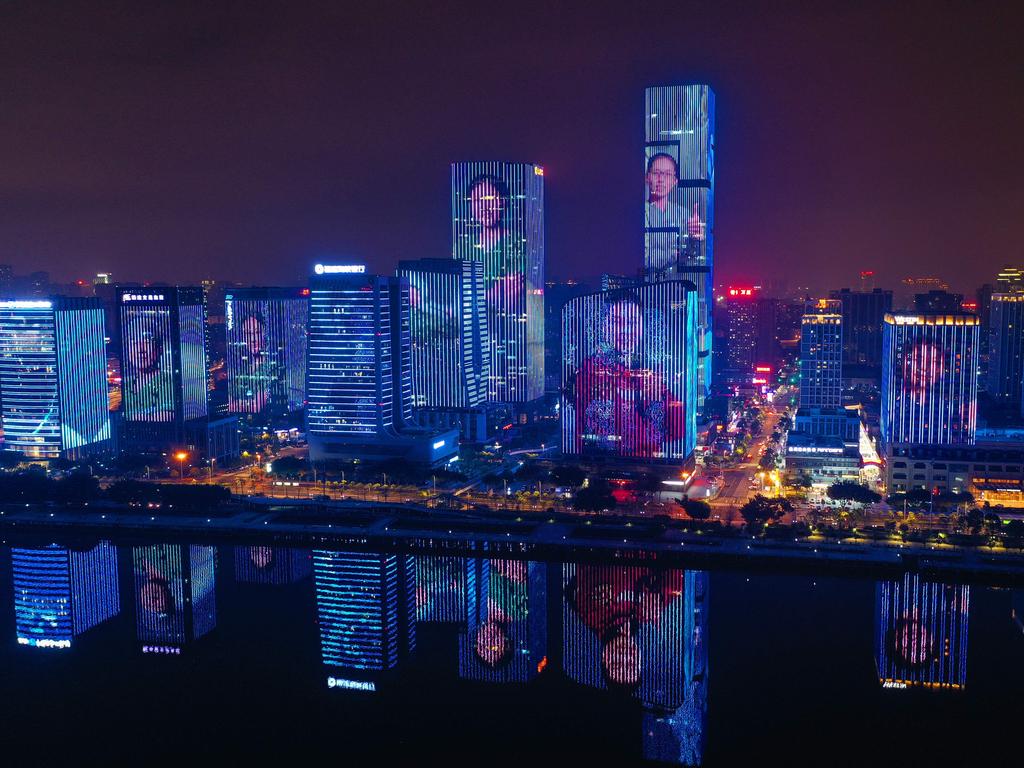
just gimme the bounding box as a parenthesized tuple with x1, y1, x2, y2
(644, 85, 715, 400)
(224, 287, 307, 421)
(313, 550, 416, 682)
(118, 287, 208, 446)
(722, 286, 758, 384)
(986, 293, 1024, 404)
(881, 313, 979, 446)
(0, 297, 111, 459)
(396, 259, 488, 409)
(451, 162, 544, 404)
(12, 542, 120, 650)
(799, 300, 843, 409)
(132, 544, 217, 652)
(305, 265, 457, 464)
(561, 280, 697, 462)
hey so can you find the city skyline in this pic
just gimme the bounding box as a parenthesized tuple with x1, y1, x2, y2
(1, 4, 1021, 295)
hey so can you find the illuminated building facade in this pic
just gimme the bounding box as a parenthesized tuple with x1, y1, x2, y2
(396, 258, 488, 416)
(224, 287, 307, 421)
(233, 546, 311, 585)
(560, 280, 698, 462)
(799, 299, 843, 410)
(881, 313, 979, 446)
(451, 161, 544, 404)
(132, 544, 217, 651)
(828, 288, 893, 369)
(117, 287, 208, 446)
(12, 542, 120, 650)
(986, 293, 1024, 404)
(644, 85, 715, 400)
(414, 556, 482, 624)
(723, 286, 758, 384)
(0, 297, 111, 459)
(313, 550, 416, 678)
(305, 264, 457, 465)
(876, 574, 969, 690)
(458, 559, 546, 684)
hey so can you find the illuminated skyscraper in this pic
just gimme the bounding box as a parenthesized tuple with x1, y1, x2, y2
(722, 286, 758, 384)
(876, 574, 969, 690)
(644, 85, 715, 400)
(132, 544, 217, 653)
(313, 550, 416, 683)
(396, 259, 488, 409)
(12, 542, 120, 650)
(986, 293, 1024, 404)
(799, 299, 843, 410)
(881, 313, 979, 446)
(233, 546, 311, 585)
(828, 288, 893, 370)
(0, 297, 111, 459)
(224, 287, 308, 421)
(561, 280, 698, 462)
(414, 555, 483, 625)
(117, 287, 208, 447)
(451, 162, 544, 404)
(305, 264, 457, 464)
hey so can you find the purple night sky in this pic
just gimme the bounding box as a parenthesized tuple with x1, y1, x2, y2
(1, 1, 1021, 295)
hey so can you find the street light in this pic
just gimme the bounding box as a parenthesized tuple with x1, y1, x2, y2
(175, 451, 188, 480)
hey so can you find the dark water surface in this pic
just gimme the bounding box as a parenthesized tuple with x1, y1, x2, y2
(0, 537, 1020, 765)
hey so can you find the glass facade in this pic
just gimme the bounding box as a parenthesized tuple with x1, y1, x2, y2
(0, 298, 111, 458)
(986, 293, 1024, 402)
(561, 280, 697, 461)
(396, 259, 488, 409)
(881, 313, 979, 446)
(225, 288, 308, 418)
(644, 85, 715, 400)
(118, 287, 208, 427)
(451, 161, 544, 404)
(799, 299, 843, 409)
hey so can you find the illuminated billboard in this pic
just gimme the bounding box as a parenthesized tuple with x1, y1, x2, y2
(560, 280, 697, 461)
(881, 313, 979, 445)
(645, 85, 715, 403)
(118, 287, 208, 425)
(225, 288, 308, 417)
(451, 161, 544, 403)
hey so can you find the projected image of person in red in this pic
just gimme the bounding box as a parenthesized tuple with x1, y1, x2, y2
(570, 292, 683, 457)
(565, 566, 684, 691)
(904, 339, 945, 403)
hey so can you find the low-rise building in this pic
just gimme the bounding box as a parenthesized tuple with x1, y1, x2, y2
(885, 442, 1024, 505)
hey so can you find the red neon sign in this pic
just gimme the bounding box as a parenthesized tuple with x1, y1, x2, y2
(728, 287, 755, 297)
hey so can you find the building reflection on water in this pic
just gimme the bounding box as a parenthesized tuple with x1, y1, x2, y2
(5, 536, 995, 765)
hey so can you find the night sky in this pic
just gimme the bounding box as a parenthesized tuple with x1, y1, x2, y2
(2, 1, 1021, 294)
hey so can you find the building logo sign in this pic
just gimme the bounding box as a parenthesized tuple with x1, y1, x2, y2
(314, 264, 365, 275)
(122, 293, 165, 302)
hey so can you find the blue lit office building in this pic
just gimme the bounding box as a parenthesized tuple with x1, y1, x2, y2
(876, 574, 969, 690)
(0, 297, 111, 459)
(117, 287, 209, 448)
(224, 287, 308, 422)
(644, 85, 715, 401)
(396, 258, 488, 442)
(414, 556, 484, 625)
(451, 162, 544, 404)
(313, 550, 416, 685)
(881, 313, 979, 446)
(305, 264, 458, 465)
(132, 544, 217, 653)
(12, 542, 120, 650)
(458, 559, 546, 684)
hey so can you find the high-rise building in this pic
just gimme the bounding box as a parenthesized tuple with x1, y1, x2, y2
(799, 300, 843, 410)
(996, 265, 1024, 293)
(876, 574, 969, 690)
(414, 556, 483, 625)
(12, 542, 120, 650)
(914, 290, 965, 315)
(396, 259, 488, 409)
(305, 264, 457, 465)
(132, 544, 217, 653)
(828, 288, 893, 370)
(0, 297, 111, 458)
(233, 546, 311, 585)
(986, 293, 1024, 404)
(313, 550, 416, 682)
(224, 287, 308, 421)
(117, 287, 208, 447)
(561, 280, 698, 462)
(722, 286, 759, 384)
(644, 85, 715, 401)
(881, 313, 979, 446)
(451, 162, 544, 404)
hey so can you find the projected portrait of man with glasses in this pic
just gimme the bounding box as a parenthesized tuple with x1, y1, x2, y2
(645, 150, 682, 229)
